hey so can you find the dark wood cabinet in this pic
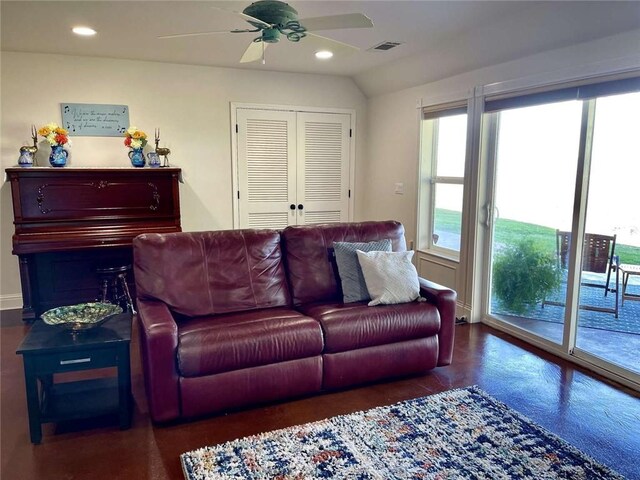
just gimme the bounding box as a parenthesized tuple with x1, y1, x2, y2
(5, 167, 182, 321)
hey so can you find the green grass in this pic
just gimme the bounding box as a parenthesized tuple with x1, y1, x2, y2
(434, 208, 640, 265)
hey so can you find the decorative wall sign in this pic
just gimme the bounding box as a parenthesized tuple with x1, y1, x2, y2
(60, 103, 129, 137)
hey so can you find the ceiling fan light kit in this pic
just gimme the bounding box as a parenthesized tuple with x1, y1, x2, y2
(160, 0, 373, 65)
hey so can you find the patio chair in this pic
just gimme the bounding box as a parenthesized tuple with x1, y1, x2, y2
(543, 230, 620, 318)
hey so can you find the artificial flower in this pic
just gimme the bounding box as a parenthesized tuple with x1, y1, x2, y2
(55, 134, 68, 145)
(39, 122, 69, 146)
(123, 126, 148, 149)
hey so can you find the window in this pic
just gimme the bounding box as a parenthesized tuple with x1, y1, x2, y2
(419, 103, 468, 257)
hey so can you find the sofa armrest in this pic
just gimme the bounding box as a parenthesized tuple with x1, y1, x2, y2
(137, 299, 181, 422)
(419, 278, 457, 366)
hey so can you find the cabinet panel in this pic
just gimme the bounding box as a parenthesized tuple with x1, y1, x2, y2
(237, 109, 297, 230)
(297, 112, 351, 225)
(236, 108, 351, 229)
(33, 248, 134, 315)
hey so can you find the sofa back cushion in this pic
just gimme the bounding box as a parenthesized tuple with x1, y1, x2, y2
(281, 221, 406, 305)
(133, 229, 291, 317)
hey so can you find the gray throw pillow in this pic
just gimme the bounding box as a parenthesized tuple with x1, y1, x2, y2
(333, 239, 392, 303)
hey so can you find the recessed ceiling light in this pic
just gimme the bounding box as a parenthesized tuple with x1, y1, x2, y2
(72, 26, 97, 36)
(315, 50, 333, 60)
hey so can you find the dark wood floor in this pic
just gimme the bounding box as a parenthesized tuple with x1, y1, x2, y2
(2, 309, 639, 480)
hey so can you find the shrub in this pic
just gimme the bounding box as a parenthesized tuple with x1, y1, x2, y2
(492, 238, 561, 315)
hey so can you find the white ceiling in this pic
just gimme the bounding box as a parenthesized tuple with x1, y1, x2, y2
(2, 1, 639, 96)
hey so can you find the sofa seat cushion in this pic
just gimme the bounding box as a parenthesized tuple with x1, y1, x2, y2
(297, 301, 440, 354)
(177, 308, 324, 377)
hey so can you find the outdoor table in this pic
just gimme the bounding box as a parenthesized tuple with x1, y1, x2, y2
(619, 264, 640, 306)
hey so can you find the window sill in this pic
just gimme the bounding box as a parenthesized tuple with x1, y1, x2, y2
(416, 248, 460, 264)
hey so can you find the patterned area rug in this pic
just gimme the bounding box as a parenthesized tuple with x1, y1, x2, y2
(181, 386, 623, 479)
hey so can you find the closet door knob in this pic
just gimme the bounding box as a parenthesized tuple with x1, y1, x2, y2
(297, 204, 304, 210)
(290, 204, 296, 210)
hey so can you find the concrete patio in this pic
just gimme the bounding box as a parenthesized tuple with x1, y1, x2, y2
(491, 271, 640, 375)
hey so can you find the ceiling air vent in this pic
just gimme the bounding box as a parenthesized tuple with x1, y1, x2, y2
(369, 41, 403, 51)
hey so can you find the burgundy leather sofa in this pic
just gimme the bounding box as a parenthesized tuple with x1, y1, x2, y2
(133, 221, 456, 423)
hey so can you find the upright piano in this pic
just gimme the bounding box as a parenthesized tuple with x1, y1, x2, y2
(5, 167, 182, 321)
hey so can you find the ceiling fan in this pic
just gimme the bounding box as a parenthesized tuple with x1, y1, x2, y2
(158, 0, 374, 64)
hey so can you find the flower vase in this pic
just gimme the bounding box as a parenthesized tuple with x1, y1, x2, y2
(128, 148, 145, 168)
(146, 152, 161, 168)
(49, 145, 68, 167)
(18, 148, 34, 168)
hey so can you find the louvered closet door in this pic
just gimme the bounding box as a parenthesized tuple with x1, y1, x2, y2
(296, 112, 351, 225)
(237, 109, 297, 229)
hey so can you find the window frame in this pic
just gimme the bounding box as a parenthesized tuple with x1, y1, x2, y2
(418, 99, 471, 260)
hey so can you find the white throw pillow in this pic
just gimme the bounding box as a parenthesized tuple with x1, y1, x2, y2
(356, 250, 420, 306)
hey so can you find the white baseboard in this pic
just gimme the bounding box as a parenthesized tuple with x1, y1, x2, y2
(456, 301, 473, 322)
(0, 294, 23, 311)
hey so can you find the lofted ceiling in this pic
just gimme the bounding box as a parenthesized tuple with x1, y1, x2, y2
(2, 1, 639, 96)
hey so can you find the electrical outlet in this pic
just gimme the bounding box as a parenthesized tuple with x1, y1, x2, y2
(394, 182, 404, 194)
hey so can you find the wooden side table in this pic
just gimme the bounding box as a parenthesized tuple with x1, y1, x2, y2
(619, 263, 640, 306)
(16, 313, 132, 444)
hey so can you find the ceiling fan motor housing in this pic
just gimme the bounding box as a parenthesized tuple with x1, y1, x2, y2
(262, 28, 281, 43)
(243, 1, 299, 28)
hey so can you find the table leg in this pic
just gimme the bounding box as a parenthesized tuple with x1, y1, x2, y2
(22, 357, 42, 444)
(622, 271, 629, 306)
(117, 344, 132, 430)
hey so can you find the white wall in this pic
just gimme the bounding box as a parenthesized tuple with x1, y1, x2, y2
(3, 30, 638, 311)
(362, 29, 640, 315)
(0, 52, 367, 308)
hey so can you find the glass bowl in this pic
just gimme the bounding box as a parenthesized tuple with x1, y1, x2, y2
(41, 302, 123, 331)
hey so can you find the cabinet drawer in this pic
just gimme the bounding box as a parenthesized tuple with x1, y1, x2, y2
(32, 348, 118, 374)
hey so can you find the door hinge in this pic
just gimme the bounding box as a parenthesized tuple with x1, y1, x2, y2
(349, 128, 352, 137)
(235, 124, 238, 133)
(237, 191, 240, 199)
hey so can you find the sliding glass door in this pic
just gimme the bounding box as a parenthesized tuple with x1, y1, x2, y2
(486, 101, 582, 344)
(575, 91, 640, 375)
(482, 77, 640, 384)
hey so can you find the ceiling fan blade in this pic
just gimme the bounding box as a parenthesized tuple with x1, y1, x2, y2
(299, 13, 373, 32)
(158, 30, 251, 40)
(211, 5, 272, 29)
(240, 41, 268, 64)
(304, 32, 360, 56)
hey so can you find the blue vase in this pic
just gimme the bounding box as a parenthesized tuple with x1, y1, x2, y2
(49, 145, 68, 167)
(18, 148, 34, 168)
(146, 152, 161, 168)
(128, 148, 145, 168)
